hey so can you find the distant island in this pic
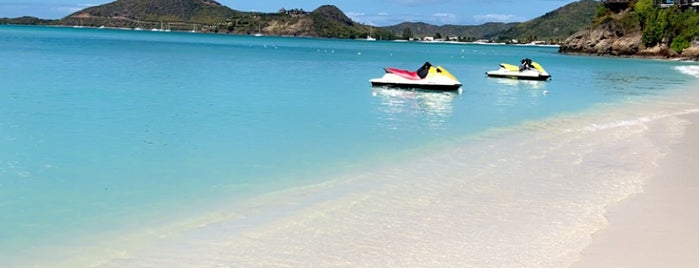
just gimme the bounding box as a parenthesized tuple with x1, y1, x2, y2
(0, 0, 599, 45)
(2, 0, 698, 60)
(560, 0, 699, 60)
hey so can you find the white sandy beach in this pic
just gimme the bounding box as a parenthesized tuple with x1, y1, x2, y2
(14, 86, 699, 268)
(572, 112, 699, 267)
(6, 25, 699, 268)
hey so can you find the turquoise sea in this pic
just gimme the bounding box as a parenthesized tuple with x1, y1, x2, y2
(2, 25, 699, 267)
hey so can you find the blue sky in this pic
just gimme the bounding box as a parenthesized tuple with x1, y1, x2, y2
(0, 0, 582, 26)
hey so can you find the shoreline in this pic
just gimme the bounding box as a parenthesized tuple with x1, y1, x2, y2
(571, 112, 699, 267)
(559, 50, 699, 62)
(85, 88, 699, 267)
(8, 80, 699, 268)
(2, 26, 698, 267)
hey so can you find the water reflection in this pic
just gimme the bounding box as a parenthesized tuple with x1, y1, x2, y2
(371, 87, 459, 129)
(485, 77, 550, 109)
(490, 77, 549, 90)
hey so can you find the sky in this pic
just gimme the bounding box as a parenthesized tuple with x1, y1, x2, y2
(0, 0, 582, 26)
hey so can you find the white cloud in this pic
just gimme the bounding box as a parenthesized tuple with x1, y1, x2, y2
(55, 3, 98, 14)
(473, 13, 526, 23)
(347, 12, 383, 26)
(432, 13, 451, 17)
(346, 12, 365, 17)
(55, 7, 84, 14)
(431, 13, 457, 25)
(0, 3, 100, 18)
(386, 0, 439, 6)
(354, 12, 460, 26)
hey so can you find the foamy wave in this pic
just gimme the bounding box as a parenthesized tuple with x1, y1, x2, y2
(582, 109, 699, 132)
(674, 65, 699, 78)
(583, 117, 652, 132)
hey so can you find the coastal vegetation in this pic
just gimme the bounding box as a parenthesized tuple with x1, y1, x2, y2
(0, 0, 600, 43)
(382, 22, 517, 42)
(632, 0, 699, 52)
(308, 5, 393, 39)
(497, 0, 600, 43)
(0, 16, 55, 25)
(560, 0, 699, 59)
(57, 0, 239, 30)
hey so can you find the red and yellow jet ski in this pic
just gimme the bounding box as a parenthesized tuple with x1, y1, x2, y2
(370, 62, 462, 91)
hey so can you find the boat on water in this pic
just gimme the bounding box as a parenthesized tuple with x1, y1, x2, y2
(486, 58, 551, 81)
(370, 62, 462, 91)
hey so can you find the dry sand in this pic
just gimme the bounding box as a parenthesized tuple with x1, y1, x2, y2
(572, 113, 699, 267)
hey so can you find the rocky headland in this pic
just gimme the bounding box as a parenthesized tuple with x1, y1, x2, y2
(559, 21, 699, 60)
(559, 2, 699, 61)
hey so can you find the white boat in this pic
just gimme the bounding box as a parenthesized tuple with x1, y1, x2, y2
(486, 58, 551, 81)
(366, 28, 376, 41)
(370, 62, 462, 91)
(254, 24, 263, 36)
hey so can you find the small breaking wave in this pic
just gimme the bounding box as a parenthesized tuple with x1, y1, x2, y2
(583, 117, 652, 132)
(675, 65, 699, 78)
(581, 109, 699, 133)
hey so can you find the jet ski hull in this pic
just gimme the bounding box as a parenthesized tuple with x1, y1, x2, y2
(370, 74, 462, 91)
(370, 63, 462, 91)
(370, 82, 462, 91)
(486, 61, 551, 81)
(486, 70, 551, 81)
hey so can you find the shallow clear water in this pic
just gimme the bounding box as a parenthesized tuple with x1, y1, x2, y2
(1, 25, 698, 267)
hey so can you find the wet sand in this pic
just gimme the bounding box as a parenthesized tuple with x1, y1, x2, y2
(572, 113, 699, 267)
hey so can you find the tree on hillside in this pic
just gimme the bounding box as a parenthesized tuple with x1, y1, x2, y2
(634, 0, 699, 51)
(402, 27, 413, 40)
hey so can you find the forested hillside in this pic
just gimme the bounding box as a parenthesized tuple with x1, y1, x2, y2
(497, 0, 600, 43)
(1, 0, 609, 44)
(560, 0, 699, 59)
(381, 22, 516, 41)
(617, 0, 699, 52)
(62, 0, 240, 27)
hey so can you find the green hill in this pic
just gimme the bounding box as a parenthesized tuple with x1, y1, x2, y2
(211, 5, 390, 38)
(56, 1, 386, 38)
(2, 0, 605, 44)
(381, 22, 517, 41)
(378, 0, 599, 43)
(60, 0, 241, 29)
(497, 0, 600, 43)
(628, 0, 699, 53)
(307, 5, 393, 39)
(0, 16, 55, 25)
(559, 0, 699, 59)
